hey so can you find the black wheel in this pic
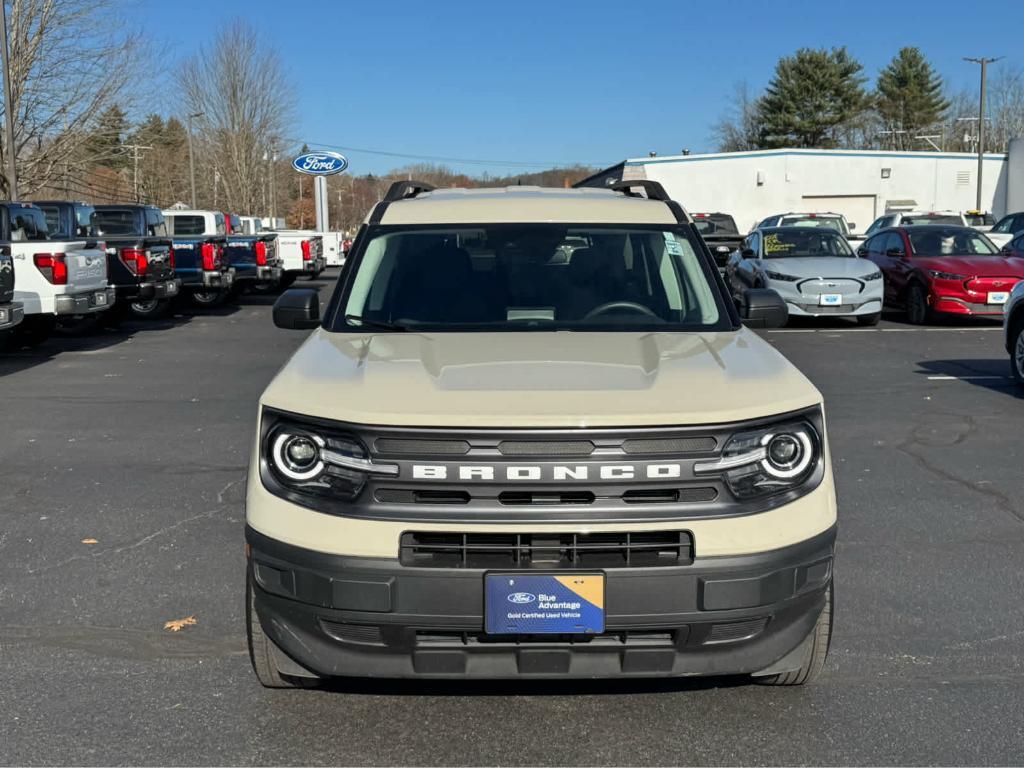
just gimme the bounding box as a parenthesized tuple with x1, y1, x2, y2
(190, 289, 226, 308)
(905, 283, 931, 325)
(1010, 318, 1024, 387)
(246, 574, 320, 689)
(757, 582, 832, 686)
(129, 298, 171, 320)
(855, 312, 881, 327)
(10, 315, 56, 348)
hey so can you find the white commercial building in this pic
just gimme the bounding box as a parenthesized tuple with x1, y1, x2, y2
(585, 144, 1024, 234)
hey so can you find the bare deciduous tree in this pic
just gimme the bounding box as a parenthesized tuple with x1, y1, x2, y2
(711, 83, 761, 152)
(1, 0, 143, 197)
(179, 20, 293, 214)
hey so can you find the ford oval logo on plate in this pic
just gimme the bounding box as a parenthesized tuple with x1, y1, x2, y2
(292, 151, 349, 176)
(507, 592, 536, 605)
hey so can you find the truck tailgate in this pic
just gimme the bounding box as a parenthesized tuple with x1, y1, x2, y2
(58, 242, 108, 292)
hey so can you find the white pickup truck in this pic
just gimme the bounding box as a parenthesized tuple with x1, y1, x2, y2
(272, 230, 325, 287)
(3, 202, 113, 347)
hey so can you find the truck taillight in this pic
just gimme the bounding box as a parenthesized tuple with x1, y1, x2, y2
(201, 243, 216, 271)
(34, 253, 68, 285)
(255, 241, 267, 266)
(301, 240, 311, 261)
(120, 247, 148, 276)
(169, 247, 175, 270)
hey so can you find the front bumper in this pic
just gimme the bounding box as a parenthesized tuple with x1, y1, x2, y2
(785, 298, 882, 317)
(932, 295, 1010, 318)
(54, 287, 116, 315)
(247, 524, 835, 679)
(0, 300, 24, 330)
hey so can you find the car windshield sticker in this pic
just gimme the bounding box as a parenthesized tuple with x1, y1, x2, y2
(663, 232, 684, 256)
(764, 234, 796, 254)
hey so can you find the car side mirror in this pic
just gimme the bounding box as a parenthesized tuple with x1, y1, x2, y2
(740, 288, 788, 329)
(741, 248, 755, 259)
(273, 289, 321, 330)
(848, 222, 857, 231)
(885, 247, 905, 258)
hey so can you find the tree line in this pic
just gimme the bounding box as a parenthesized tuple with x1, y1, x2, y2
(713, 46, 1024, 154)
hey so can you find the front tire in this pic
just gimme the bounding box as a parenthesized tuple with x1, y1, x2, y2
(1010, 319, 1024, 387)
(856, 312, 881, 327)
(905, 283, 931, 325)
(246, 574, 320, 689)
(757, 582, 832, 686)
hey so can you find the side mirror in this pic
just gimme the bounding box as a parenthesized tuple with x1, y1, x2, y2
(740, 288, 788, 329)
(885, 247, 905, 258)
(273, 288, 321, 330)
(848, 223, 857, 231)
(741, 248, 755, 259)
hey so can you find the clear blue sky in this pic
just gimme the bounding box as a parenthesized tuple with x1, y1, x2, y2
(137, 0, 1021, 176)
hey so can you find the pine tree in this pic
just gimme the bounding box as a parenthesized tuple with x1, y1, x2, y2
(756, 47, 871, 148)
(876, 47, 949, 148)
(87, 105, 130, 169)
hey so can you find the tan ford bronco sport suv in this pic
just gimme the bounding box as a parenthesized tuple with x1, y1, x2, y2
(246, 180, 836, 687)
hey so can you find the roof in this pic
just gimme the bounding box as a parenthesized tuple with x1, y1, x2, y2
(625, 147, 1009, 166)
(378, 186, 679, 226)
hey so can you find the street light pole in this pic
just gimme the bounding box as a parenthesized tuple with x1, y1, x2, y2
(187, 112, 202, 208)
(0, 0, 18, 198)
(964, 56, 1002, 212)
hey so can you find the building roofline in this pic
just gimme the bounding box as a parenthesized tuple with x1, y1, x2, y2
(625, 148, 1009, 165)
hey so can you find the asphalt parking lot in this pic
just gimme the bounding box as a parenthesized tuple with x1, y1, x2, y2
(3, 269, 1023, 766)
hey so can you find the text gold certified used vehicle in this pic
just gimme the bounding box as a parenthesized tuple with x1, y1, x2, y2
(245, 181, 837, 688)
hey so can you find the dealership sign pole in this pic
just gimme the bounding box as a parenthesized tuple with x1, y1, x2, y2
(293, 151, 349, 232)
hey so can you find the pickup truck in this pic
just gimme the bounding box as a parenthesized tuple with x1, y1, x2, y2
(93, 204, 180, 320)
(691, 212, 743, 272)
(1, 202, 113, 346)
(272, 230, 325, 287)
(221, 213, 283, 294)
(161, 209, 235, 307)
(0, 239, 24, 338)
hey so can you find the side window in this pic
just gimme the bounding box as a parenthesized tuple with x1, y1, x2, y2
(864, 218, 881, 235)
(991, 216, 1011, 234)
(747, 233, 761, 256)
(40, 206, 61, 237)
(885, 232, 906, 255)
(146, 209, 167, 237)
(9, 207, 49, 241)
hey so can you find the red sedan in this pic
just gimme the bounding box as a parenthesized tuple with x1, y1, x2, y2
(857, 225, 1024, 324)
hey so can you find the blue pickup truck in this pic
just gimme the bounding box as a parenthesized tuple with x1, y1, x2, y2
(161, 210, 236, 307)
(224, 213, 283, 294)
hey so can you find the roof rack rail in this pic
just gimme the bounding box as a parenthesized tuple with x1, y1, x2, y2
(607, 179, 671, 202)
(383, 180, 436, 202)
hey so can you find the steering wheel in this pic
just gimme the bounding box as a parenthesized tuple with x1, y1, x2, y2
(583, 301, 659, 321)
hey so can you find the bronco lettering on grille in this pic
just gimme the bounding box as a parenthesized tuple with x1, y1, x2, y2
(410, 464, 685, 481)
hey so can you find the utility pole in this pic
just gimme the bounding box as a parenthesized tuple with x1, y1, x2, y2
(1, 0, 18, 198)
(964, 56, 1002, 212)
(187, 112, 202, 208)
(123, 144, 151, 203)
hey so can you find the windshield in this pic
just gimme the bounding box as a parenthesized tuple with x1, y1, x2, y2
(778, 216, 846, 233)
(762, 229, 854, 258)
(902, 214, 962, 226)
(335, 224, 727, 332)
(907, 228, 999, 256)
(692, 214, 738, 235)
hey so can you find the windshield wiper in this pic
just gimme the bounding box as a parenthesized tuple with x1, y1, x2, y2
(344, 314, 407, 332)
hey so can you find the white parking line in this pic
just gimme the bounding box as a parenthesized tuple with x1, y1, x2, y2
(926, 375, 1009, 381)
(768, 326, 1002, 334)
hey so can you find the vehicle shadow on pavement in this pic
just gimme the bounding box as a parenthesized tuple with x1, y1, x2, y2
(311, 674, 754, 697)
(914, 359, 1023, 398)
(0, 313, 197, 377)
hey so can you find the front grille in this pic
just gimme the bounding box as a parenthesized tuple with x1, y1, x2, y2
(498, 440, 594, 456)
(416, 630, 679, 647)
(621, 436, 716, 454)
(375, 438, 470, 455)
(794, 303, 860, 314)
(399, 530, 693, 569)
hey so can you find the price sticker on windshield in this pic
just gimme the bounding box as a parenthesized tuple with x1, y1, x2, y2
(662, 232, 684, 256)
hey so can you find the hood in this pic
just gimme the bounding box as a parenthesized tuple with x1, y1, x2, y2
(913, 255, 1024, 277)
(762, 256, 878, 279)
(261, 329, 822, 428)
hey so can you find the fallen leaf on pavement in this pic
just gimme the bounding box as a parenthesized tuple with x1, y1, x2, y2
(164, 616, 197, 632)
(81, 538, 98, 545)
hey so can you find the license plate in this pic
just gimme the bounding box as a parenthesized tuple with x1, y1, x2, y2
(987, 291, 1009, 304)
(94, 292, 107, 306)
(485, 573, 604, 635)
(819, 293, 842, 306)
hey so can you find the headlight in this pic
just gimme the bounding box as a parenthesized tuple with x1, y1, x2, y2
(862, 271, 883, 281)
(928, 270, 966, 280)
(764, 270, 799, 282)
(262, 414, 397, 504)
(694, 420, 820, 500)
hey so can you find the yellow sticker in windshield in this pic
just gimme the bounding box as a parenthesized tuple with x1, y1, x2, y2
(764, 234, 796, 254)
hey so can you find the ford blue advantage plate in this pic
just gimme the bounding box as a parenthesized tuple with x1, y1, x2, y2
(485, 573, 605, 634)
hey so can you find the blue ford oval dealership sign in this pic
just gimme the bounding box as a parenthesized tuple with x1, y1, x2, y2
(292, 151, 349, 176)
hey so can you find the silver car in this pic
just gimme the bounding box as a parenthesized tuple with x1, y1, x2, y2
(726, 227, 884, 325)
